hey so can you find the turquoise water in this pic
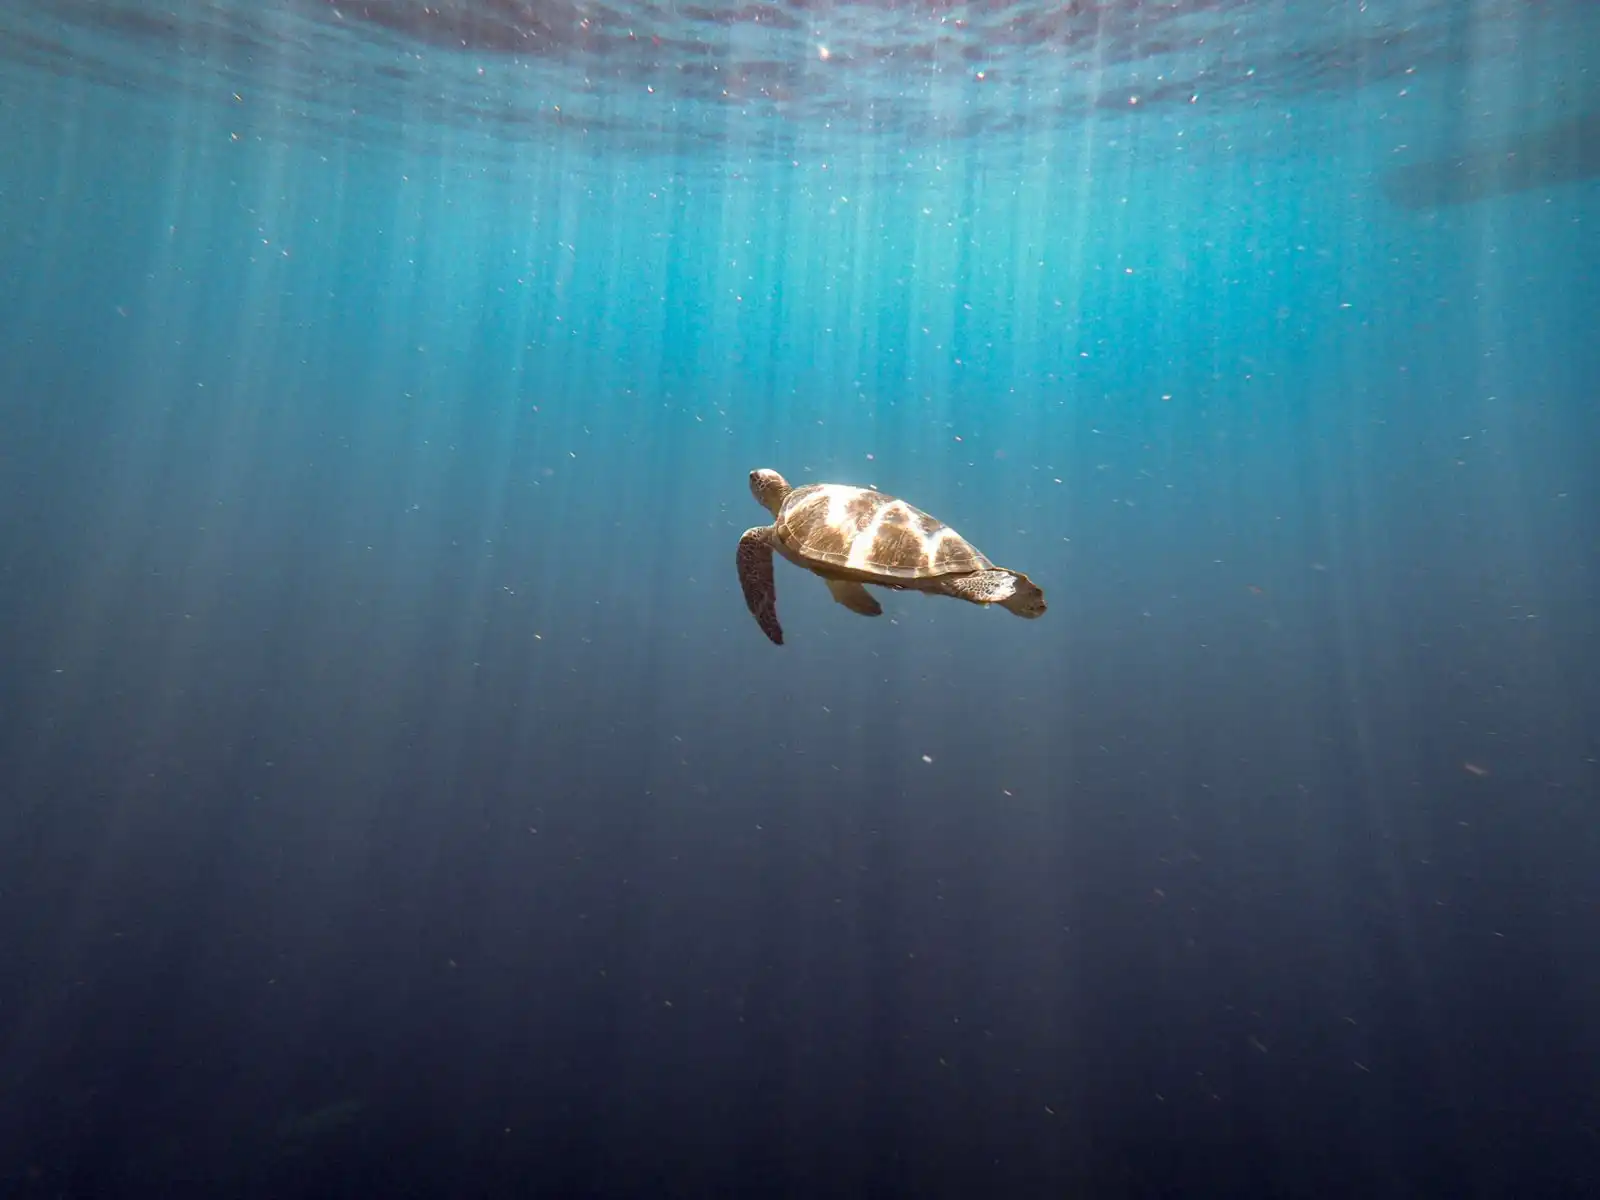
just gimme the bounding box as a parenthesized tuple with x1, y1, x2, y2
(1, 2, 1597, 1195)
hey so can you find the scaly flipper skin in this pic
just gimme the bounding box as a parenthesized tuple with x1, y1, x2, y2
(944, 569, 1047, 617)
(825, 578, 883, 617)
(738, 526, 784, 644)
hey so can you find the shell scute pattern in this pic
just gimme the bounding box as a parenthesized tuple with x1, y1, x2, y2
(778, 483, 990, 580)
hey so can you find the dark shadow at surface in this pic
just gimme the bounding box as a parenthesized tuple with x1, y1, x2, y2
(1382, 112, 1600, 211)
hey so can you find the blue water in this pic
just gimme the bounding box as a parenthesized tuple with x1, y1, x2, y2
(2, 1, 1598, 1195)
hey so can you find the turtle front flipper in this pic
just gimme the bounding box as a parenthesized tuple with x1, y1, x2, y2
(944, 569, 1047, 618)
(738, 526, 784, 644)
(824, 578, 883, 617)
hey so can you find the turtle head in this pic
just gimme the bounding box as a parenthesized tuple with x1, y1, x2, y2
(749, 468, 790, 516)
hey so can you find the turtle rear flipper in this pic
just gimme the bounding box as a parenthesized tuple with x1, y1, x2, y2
(945, 569, 1047, 618)
(738, 526, 784, 644)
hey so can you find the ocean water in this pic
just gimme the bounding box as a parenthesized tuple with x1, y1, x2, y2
(1, 1, 1597, 1196)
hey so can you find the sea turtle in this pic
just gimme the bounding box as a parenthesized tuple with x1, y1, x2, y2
(736, 467, 1047, 645)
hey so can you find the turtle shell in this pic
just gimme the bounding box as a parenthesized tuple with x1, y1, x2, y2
(775, 483, 992, 580)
